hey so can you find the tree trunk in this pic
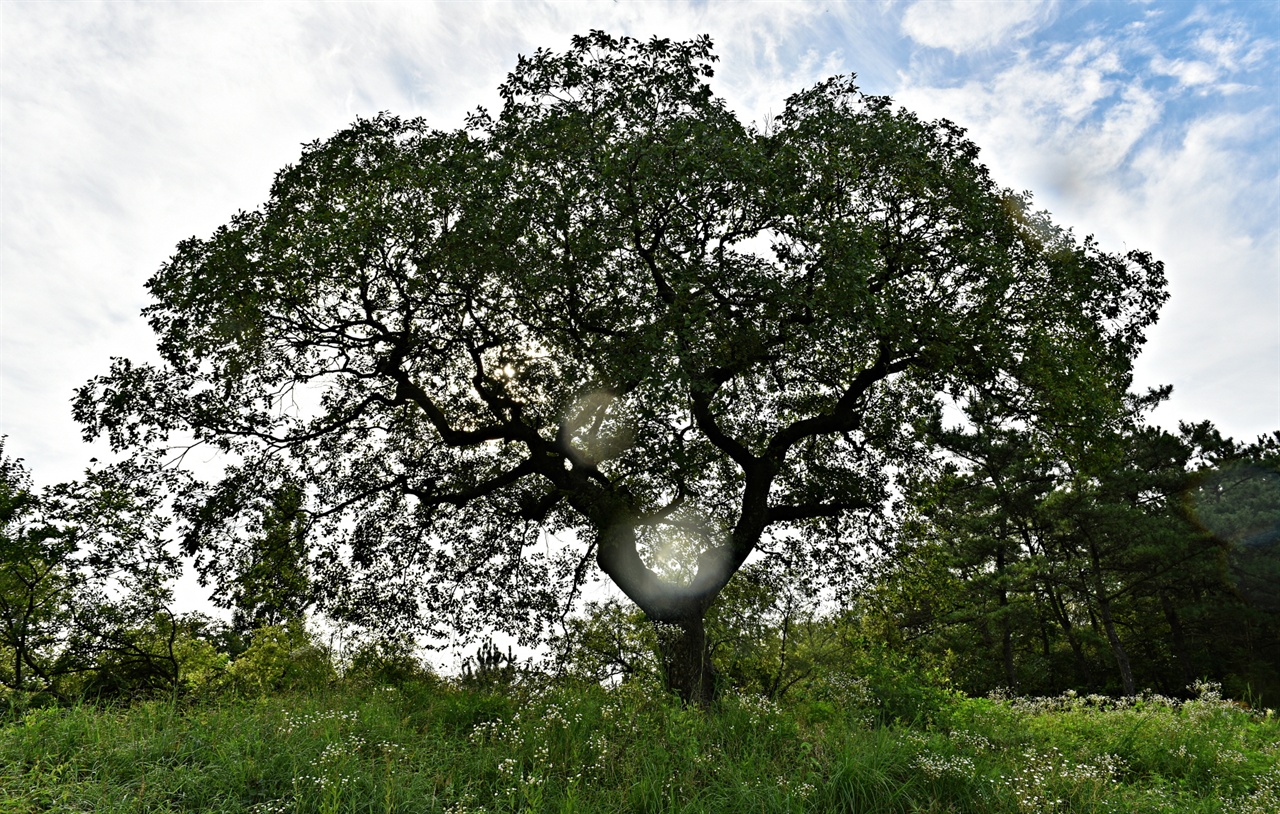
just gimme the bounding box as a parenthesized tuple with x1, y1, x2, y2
(1035, 594, 1052, 659)
(1160, 591, 1192, 691)
(1087, 542, 1135, 696)
(655, 614, 716, 706)
(594, 513, 746, 706)
(996, 544, 1017, 690)
(767, 596, 794, 701)
(1045, 581, 1090, 687)
(1096, 595, 1135, 696)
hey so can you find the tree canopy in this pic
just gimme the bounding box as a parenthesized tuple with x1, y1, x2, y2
(75, 32, 1167, 703)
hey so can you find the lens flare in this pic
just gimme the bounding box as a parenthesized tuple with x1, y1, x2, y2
(563, 391, 634, 465)
(1190, 465, 1280, 610)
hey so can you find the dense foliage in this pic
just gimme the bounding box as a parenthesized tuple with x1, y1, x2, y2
(0, 440, 185, 701)
(866, 417, 1280, 703)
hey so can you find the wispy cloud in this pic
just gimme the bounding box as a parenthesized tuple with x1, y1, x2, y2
(894, 4, 1279, 439)
(900, 0, 1056, 54)
(1, 1, 857, 484)
(1, 0, 1275, 493)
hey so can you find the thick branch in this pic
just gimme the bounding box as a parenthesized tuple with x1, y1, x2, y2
(767, 500, 863, 524)
(385, 368, 507, 446)
(689, 378, 758, 470)
(406, 459, 538, 509)
(596, 521, 711, 622)
(766, 352, 914, 461)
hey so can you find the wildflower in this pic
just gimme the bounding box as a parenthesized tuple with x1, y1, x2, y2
(913, 752, 975, 780)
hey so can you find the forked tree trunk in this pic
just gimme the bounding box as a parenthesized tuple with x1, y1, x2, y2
(1087, 541, 1136, 696)
(654, 614, 716, 706)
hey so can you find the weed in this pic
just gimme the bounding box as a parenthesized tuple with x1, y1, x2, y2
(0, 678, 1275, 812)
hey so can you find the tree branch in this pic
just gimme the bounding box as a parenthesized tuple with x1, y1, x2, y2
(689, 377, 758, 470)
(767, 501, 861, 524)
(406, 459, 540, 510)
(766, 351, 914, 461)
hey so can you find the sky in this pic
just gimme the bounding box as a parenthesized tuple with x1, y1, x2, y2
(2, 2, 1277, 487)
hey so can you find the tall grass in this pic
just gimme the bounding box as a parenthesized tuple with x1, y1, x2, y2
(1, 677, 1275, 813)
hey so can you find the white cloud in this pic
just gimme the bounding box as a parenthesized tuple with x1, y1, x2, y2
(900, 0, 1054, 54)
(1151, 55, 1219, 86)
(896, 38, 1160, 205)
(1148, 15, 1275, 93)
(2, 1, 886, 487)
(1191, 22, 1271, 72)
(895, 19, 1278, 441)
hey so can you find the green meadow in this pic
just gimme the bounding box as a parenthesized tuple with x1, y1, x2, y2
(3, 673, 1276, 814)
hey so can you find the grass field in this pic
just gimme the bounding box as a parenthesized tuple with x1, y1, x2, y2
(1, 677, 1276, 813)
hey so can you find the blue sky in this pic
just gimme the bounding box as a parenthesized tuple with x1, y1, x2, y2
(2, 0, 1277, 496)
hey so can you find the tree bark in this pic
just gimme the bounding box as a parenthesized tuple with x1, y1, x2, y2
(1096, 594, 1135, 696)
(1160, 591, 1192, 691)
(996, 544, 1017, 690)
(655, 614, 716, 706)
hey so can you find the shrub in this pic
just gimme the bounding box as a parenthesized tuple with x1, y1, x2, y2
(227, 623, 334, 695)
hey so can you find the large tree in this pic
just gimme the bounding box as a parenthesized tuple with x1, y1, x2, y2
(75, 32, 1166, 703)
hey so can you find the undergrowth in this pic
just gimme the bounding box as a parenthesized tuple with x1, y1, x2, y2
(0, 678, 1275, 813)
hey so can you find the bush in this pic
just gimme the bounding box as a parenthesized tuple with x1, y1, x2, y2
(227, 623, 334, 695)
(343, 635, 436, 686)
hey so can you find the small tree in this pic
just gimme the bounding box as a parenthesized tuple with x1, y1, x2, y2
(0, 443, 74, 695)
(227, 480, 311, 635)
(550, 599, 659, 686)
(76, 33, 1166, 704)
(0, 440, 179, 700)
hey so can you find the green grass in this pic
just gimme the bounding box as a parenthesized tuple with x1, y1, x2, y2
(1, 678, 1276, 813)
